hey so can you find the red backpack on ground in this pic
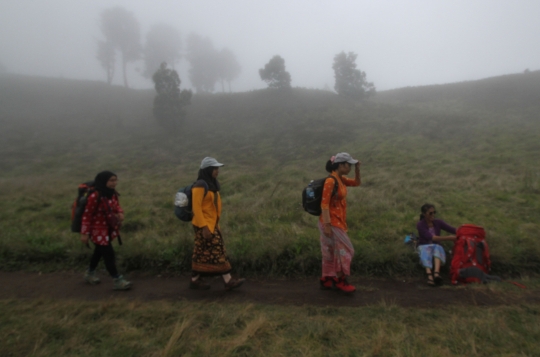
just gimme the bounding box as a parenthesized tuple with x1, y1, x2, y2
(450, 224, 492, 285)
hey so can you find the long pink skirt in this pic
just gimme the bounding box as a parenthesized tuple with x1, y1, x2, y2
(318, 222, 355, 277)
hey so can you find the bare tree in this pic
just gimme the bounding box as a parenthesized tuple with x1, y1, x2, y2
(100, 7, 141, 88)
(96, 40, 115, 85)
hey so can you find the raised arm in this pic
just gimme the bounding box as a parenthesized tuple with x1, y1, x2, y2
(341, 163, 361, 187)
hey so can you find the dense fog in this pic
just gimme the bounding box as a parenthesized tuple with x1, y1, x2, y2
(1, 0, 539, 92)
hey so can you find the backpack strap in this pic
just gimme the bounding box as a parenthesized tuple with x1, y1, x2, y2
(193, 180, 209, 197)
(327, 175, 339, 197)
(195, 179, 217, 210)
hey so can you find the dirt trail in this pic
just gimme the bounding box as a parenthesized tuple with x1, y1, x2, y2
(1, 271, 537, 307)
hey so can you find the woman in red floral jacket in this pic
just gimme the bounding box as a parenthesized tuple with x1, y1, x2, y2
(80, 171, 132, 290)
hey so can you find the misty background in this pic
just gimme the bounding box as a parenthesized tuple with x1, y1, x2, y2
(1, 0, 539, 92)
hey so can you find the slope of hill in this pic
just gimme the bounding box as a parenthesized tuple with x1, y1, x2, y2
(0, 72, 539, 276)
(375, 70, 540, 112)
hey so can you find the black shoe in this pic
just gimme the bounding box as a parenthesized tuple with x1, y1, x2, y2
(224, 278, 245, 291)
(433, 272, 443, 286)
(189, 278, 210, 290)
(426, 272, 436, 287)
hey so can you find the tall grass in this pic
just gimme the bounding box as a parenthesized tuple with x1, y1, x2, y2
(1, 73, 539, 276)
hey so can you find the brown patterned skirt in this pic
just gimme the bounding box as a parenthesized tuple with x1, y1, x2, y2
(192, 226, 232, 276)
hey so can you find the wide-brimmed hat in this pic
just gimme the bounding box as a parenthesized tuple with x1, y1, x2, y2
(200, 157, 225, 169)
(333, 152, 358, 164)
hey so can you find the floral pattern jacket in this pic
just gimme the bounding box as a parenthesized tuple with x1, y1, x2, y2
(81, 191, 123, 245)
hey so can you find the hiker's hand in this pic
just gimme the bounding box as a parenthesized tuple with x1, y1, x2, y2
(116, 213, 124, 228)
(80, 234, 89, 245)
(356, 162, 361, 169)
(202, 226, 213, 240)
(323, 223, 332, 237)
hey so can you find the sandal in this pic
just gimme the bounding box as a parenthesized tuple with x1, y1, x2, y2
(426, 272, 436, 287)
(433, 272, 443, 286)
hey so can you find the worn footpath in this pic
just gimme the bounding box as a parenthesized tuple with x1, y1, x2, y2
(1, 271, 538, 307)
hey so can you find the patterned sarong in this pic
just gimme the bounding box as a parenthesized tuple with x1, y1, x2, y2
(417, 244, 446, 269)
(192, 226, 232, 276)
(318, 222, 355, 277)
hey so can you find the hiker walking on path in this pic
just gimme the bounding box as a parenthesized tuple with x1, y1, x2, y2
(189, 157, 245, 291)
(416, 204, 456, 286)
(80, 171, 132, 290)
(319, 153, 361, 293)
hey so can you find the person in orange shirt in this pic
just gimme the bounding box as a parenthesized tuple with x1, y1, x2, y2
(319, 152, 361, 292)
(189, 157, 245, 291)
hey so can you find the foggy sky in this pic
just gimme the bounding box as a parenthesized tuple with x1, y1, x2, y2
(1, 0, 539, 92)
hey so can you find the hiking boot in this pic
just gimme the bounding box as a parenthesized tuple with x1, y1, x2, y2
(224, 278, 245, 291)
(84, 270, 101, 285)
(334, 276, 356, 293)
(113, 275, 132, 290)
(320, 276, 334, 290)
(189, 277, 210, 290)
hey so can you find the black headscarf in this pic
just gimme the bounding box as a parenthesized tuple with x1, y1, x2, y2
(196, 166, 220, 192)
(94, 170, 118, 199)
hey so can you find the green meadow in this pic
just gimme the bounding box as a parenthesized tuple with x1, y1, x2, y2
(1, 72, 539, 277)
(2, 73, 540, 357)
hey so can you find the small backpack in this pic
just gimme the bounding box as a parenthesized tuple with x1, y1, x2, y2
(302, 176, 338, 216)
(450, 224, 492, 284)
(71, 181, 95, 233)
(174, 180, 209, 222)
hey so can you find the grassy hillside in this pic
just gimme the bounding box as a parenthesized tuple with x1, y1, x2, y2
(0, 73, 539, 276)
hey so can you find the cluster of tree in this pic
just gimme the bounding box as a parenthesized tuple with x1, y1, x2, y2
(96, 6, 374, 103)
(96, 6, 241, 92)
(258, 52, 375, 100)
(186, 34, 241, 93)
(143, 24, 182, 79)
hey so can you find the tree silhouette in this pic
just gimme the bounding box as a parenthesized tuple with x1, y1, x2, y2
(259, 55, 291, 89)
(217, 48, 241, 92)
(143, 24, 182, 79)
(100, 7, 141, 88)
(332, 51, 375, 99)
(186, 33, 219, 93)
(152, 62, 192, 131)
(96, 40, 115, 85)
